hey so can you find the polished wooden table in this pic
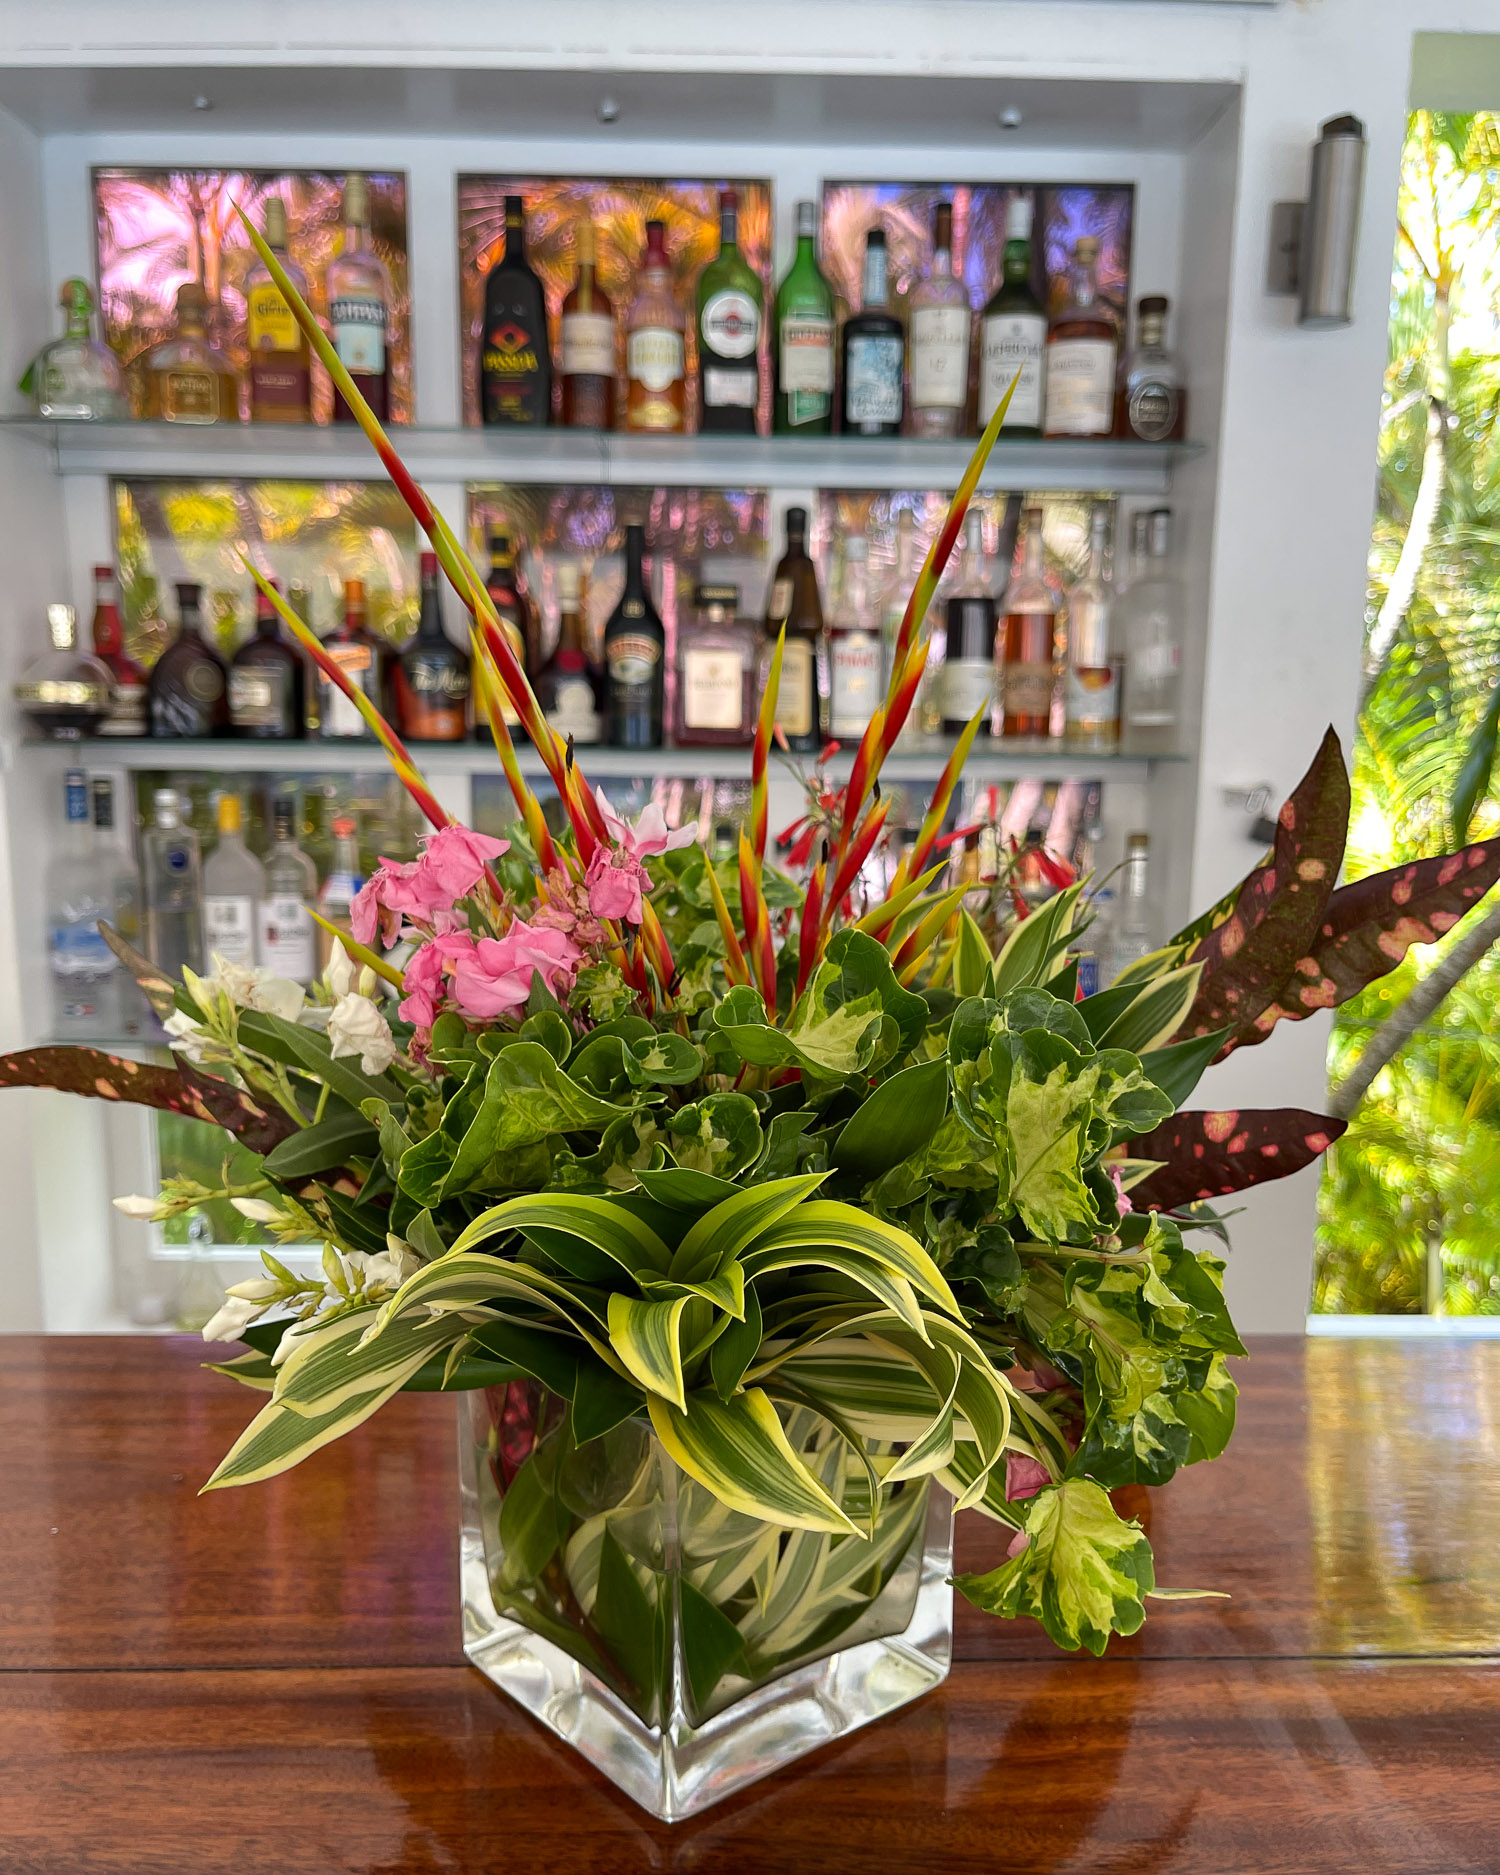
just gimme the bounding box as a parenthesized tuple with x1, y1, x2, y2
(3, 1334, 1498, 1872)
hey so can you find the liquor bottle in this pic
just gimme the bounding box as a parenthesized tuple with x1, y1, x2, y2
(143, 788, 204, 979)
(317, 578, 384, 740)
(14, 604, 113, 739)
(88, 566, 148, 738)
(229, 580, 306, 739)
(246, 196, 311, 424)
(773, 200, 835, 435)
(537, 562, 603, 745)
(1105, 833, 1154, 981)
(328, 172, 392, 424)
(91, 776, 145, 1037)
(908, 201, 971, 439)
(1000, 508, 1056, 739)
(395, 552, 470, 742)
(316, 815, 363, 969)
(260, 795, 319, 984)
(604, 525, 666, 749)
(1115, 295, 1186, 442)
(141, 282, 240, 424)
(941, 510, 998, 735)
(47, 769, 120, 1039)
(472, 529, 535, 740)
(148, 582, 230, 738)
(881, 508, 917, 687)
(203, 792, 265, 969)
(840, 229, 904, 437)
(625, 220, 686, 434)
(697, 188, 763, 434)
(28, 279, 127, 420)
(979, 195, 1047, 436)
(1064, 501, 1120, 751)
(676, 582, 755, 747)
(827, 536, 883, 742)
(479, 195, 552, 426)
(559, 220, 616, 430)
(763, 506, 824, 753)
(1043, 237, 1119, 439)
(1119, 508, 1184, 735)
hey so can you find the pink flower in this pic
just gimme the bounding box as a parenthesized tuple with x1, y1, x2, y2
(421, 825, 511, 901)
(350, 826, 510, 950)
(440, 919, 581, 1022)
(595, 789, 699, 862)
(534, 869, 605, 953)
(1107, 1161, 1134, 1215)
(586, 790, 697, 927)
(1004, 1453, 1052, 1503)
(399, 939, 446, 1032)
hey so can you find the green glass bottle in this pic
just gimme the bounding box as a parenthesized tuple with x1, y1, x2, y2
(773, 200, 835, 436)
(697, 187, 764, 434)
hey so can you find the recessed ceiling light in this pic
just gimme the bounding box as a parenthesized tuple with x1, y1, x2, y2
(597, 95, 620, 125)
(999, 106, 1023, 131)
(193, 95, 214, 112)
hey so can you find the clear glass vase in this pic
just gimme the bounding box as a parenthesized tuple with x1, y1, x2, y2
(459, 1383, 953, 1820)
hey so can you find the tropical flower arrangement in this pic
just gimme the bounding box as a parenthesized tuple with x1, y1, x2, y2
(8, 208, 1500, 1817)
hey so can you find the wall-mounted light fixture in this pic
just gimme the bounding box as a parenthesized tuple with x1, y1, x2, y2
(1267, 114, 1367, 327)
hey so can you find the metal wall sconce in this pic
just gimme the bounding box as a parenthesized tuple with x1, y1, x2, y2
(1267, 114, 1367, 326)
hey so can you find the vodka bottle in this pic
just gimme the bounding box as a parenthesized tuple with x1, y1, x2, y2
(1106, 834, 1154, 981)
(1119, 509, 1184, 734)
(827, 535, 883, 742)
(48, 769, 119, 1039)
(203, 792, 265, 969)
(260, 796, 319, 984)
(91, 776, 145, 1038)
(143, 788, 203, 979)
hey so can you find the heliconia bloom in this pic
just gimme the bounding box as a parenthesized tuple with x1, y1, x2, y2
(439, 919, 582, 1021)
(352, 826, 511, 949)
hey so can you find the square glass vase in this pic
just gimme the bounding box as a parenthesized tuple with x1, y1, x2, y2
(459, 1383, 953, 1821)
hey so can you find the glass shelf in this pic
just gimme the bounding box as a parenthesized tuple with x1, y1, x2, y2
(0, 417, 1201, 494)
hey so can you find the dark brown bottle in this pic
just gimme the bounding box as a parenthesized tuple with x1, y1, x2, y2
(479, 195, 552, 426)
(148, 581, 229, 738)
(229, 580, 306, 739)
(537, 561, 603, 744)
(473, 529, 536, 742)
(395, 552, 471, 742)
(559, 220, 616, 431)
(604, 525, 665, 750)
(762, 506, 823, 752)
(317, 578, 384, 741)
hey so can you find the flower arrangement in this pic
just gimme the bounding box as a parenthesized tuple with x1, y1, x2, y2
(9, 207, 1500, 1815)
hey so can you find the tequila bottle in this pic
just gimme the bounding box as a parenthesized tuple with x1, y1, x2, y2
(14, 604, 113, 739)
(246, 196, 311, 423)
(27, 279, 127, 420)
(141, 282, 240, 423)
(328, 172, 392, 423)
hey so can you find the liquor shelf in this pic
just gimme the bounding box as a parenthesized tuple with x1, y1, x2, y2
(0, 418, 1200, 495)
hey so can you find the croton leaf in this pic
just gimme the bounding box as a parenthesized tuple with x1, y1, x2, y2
(1176, 728, 1349, 1042)
(0, 1045, 297, 1154)
(1222, 838, 1500, 1055)
(1128, 1106, 1346, 1212)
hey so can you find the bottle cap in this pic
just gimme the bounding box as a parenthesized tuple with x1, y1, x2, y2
(343, 172, 369, 224)
(92, 564, 113, 581)
(420, 551, 438, 578)
(795, 200, 817, 236)
(577, 219, 596, 265)
(866, 227, 887, 250)
(175, 281, 208, 323)
(1127, 831, 1150, 852)
(344, 577, 366, 604)
(1004, 195, 1033, 242)
(263, 196, 289, 248)
(1138, 294, 1169, 317)
(721, 186, 739, 213)
(785, 506, 808, 537)
(1075, 235, 1100, 260)
(217, 793, 243, 834)
(46, 604, 77, 650)
(505, 194, 524, 219)
(697, 582, 740, 613)
(175, 580, 201, 614)
(61, 278, 94, 316)
(332, 815, 356, 837)
(153, 788, 182, 825)
(556, 562, 581, 604)
(273, 795, 296, 831)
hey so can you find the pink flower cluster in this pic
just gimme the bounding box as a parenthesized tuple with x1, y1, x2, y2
(351, 826, 511, 950)
(584, 791, 697, 928)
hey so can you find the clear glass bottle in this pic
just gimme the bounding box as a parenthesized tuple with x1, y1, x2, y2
(1120, 508, 1184, 736)
(479, 194, 552, 426)
(29, 279, 127, 420)
(317, 578, 384, 740)
(538, 562, 604, 746)
(328, 172, 391, 423)
(773, 200, 835, 435)
(763, 506, 824, 753)
(143, 788, 203, 979)
(559, 220, 617, 431)
(246, 196, 311, 423)
(697, 188, 763, 434)
(89, 565, 149, 737)
(676, 583, 756, 747)
(604, 524, 666, 750)
(625, 221, 686, 434)
(908, 201, 971, 439)
(260, 795, 319, 984)
(92, 776, 145, 1037)
(316, 815, 363, 969)
(840, 229, 905, 437)
(827, 536, 884, 742)
(14, 604, 113, 739)
(941, 510, 997, 736)
(141, 282, 240, 423)
(48, 769, 119, 1039)
(999, 508, 1056, 739)
(230, 580, 306, 739)
(1043, 238, 1119, 439)
(1064, 501, 1120, 751)
(148, 581, 230, 738)
(1106, 833, 1153, 981)
(979, 195, 1047, 436)
(203, 792, 265, 969)
(882, 507, 918, 688)
(1115, 295, 1186, 442)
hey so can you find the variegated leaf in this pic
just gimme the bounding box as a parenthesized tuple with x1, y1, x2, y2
(648, 1387, 859, 1536)
(747, 1201, 961, 1319)
(607, 1293, 690, 1410)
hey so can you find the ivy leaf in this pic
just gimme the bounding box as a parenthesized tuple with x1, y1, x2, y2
(1129, 1107, 1346, 1212)
(664, 1094, 764, 1179)
(953, 1478, 1154, 1656)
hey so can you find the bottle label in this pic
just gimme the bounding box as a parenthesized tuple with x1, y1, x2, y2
(829, 631, 883, 738)
(259, 895, 316, 983)
(941, 657, 997, 725)
(161, 368, 217, 424)
(404, 656, 471, 701)
(607, 632, 661, 689)
(204, 894, 257, 967)
(767, 577, 793, 624)
(701, 290, 760, 360)
(1127, 378, 1180, 441)
(981, 313, 1046, 426)
(229, 666, 289, 729)
(98, 681, 147, 737)
(844, 335, 904, 425)
(627, 327, 684, 393)
(910, 305, 970, 410)
(1044, 337, 1116, 435)
(776, 637, 817, 740)
(561, 311, 615, 377)
(331, 294, 387, 374)
(184, 660, 225, 705)
(322, 642, 375, 738)
(1132, 643, 1182, 684)
(50, 922, 115, 981)
(682, 647, 746, 731)
(1066, 664, 1120, 735)
(1073, 948, 1100, 1000)
(780, 315, 834, 392)
(550, 675, 601, 744)
(248, 283, 300, 353)
(704, 366, 757, 409)
(1004, 661, 1055, 722)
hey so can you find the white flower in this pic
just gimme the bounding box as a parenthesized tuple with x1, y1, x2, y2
(200, 1278, 278, 1344)
(113, 1193, 165, 1221)
(162, 1010, 211, 1064)
(325, 941, 355, 999)
(225, 1275, 281, 1303)
(230, 1197, 282, 1223)
(345, 1246, 420, 1294)
(327, 992, 398, 1075)
(271, 1316, 321, 1366)
(208, 955, 306, 1021)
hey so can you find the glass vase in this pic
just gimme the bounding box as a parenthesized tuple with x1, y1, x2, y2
(459, 1383, 953, 1821)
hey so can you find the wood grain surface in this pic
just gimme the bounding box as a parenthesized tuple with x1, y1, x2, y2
(3, 1332, 1499, 1871)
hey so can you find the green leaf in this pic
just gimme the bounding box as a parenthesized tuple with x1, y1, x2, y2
(1453, 675, 1500, 845)
(709, 1284, 763, 1401)
(1176, 1353, 1238, 1463)
(745, 1199, 961, 1317)
(953, 1478, 1154, 1655)
(670, 1173, 828, 1283)
(679, 1576, 749, 1713)
(244, 1009, 400, 1114)
(954, 910, 994, 998)
(832, 1056, 949, 1177)
(593, 1527, 660, 1705)
(1094, 964, 1204, 1055)
(261, 1108, 378, 1178)
(496, 1438, 567, 1588)
(452, 1190, 673, 1276)
(607, 1293, 690, 1410)
(648, 1388, 859, 1535)
(636, 1165, 740, 1211)
(664, 1094, 764, 1179)
(1137, 1028, 1231, 1111)
(989, 885, 1086, 997)
(623, 1032, 704, 1086)
(519, 1009, 574, 1064)
(1075, 981, 1146, 1042)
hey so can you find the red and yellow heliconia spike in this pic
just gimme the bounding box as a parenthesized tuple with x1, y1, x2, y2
(306, 907, 407, 989)
(889, 703, 988, 898)
(749, 628, 785, 878)
(470, 646, 562, 876)
(738, 831, 777, 1006)
(703, 858, 752, 989)
(832, 705, 886, 870)
(877, 635, 930, 763)
(796, 860, 826, 995)
(893, 883, 971, 984)
(852, 858, 948, 945)
(244, 564, 450, 834)
(823, 794, 891, 927)
(639, 898, 678, 1003)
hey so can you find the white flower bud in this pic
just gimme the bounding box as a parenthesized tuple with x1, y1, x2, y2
(112, 1193, 164, 1221)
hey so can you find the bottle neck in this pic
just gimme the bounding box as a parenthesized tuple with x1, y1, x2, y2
(623, 533, 646, 598)
(334, 836, 359, 872)
(861, 244, 888, 312)
(719, 204, 739, 253)
(1071, 256, 1099, 311)
(64, 301, 91, 340)
(1024, 530, 1045, 580)
(506, 213, 526, 265)
(92, 584, 122, 654)
(795, 231, 817, 267)
(559, 601, 587, 655)
(932, 244, 953, 281)
(784, 525, 808, 564)
(1122, 851, 1149, 909)
(1003, 239, 1031, 287)
(417, 575, 445, 642)
(256, 604, 279, 639)
(1138, 313, 1166, 350)
(344, 211, 371, 253)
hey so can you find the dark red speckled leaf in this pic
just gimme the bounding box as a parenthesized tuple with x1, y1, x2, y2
(1129, 1107, 1346, 1212)
(1179, 728, 1349, 1044)
(177, 1059, 301, 1154)
(0, 1046, 298, 1154)
(1227, 838, 1500, 1054)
